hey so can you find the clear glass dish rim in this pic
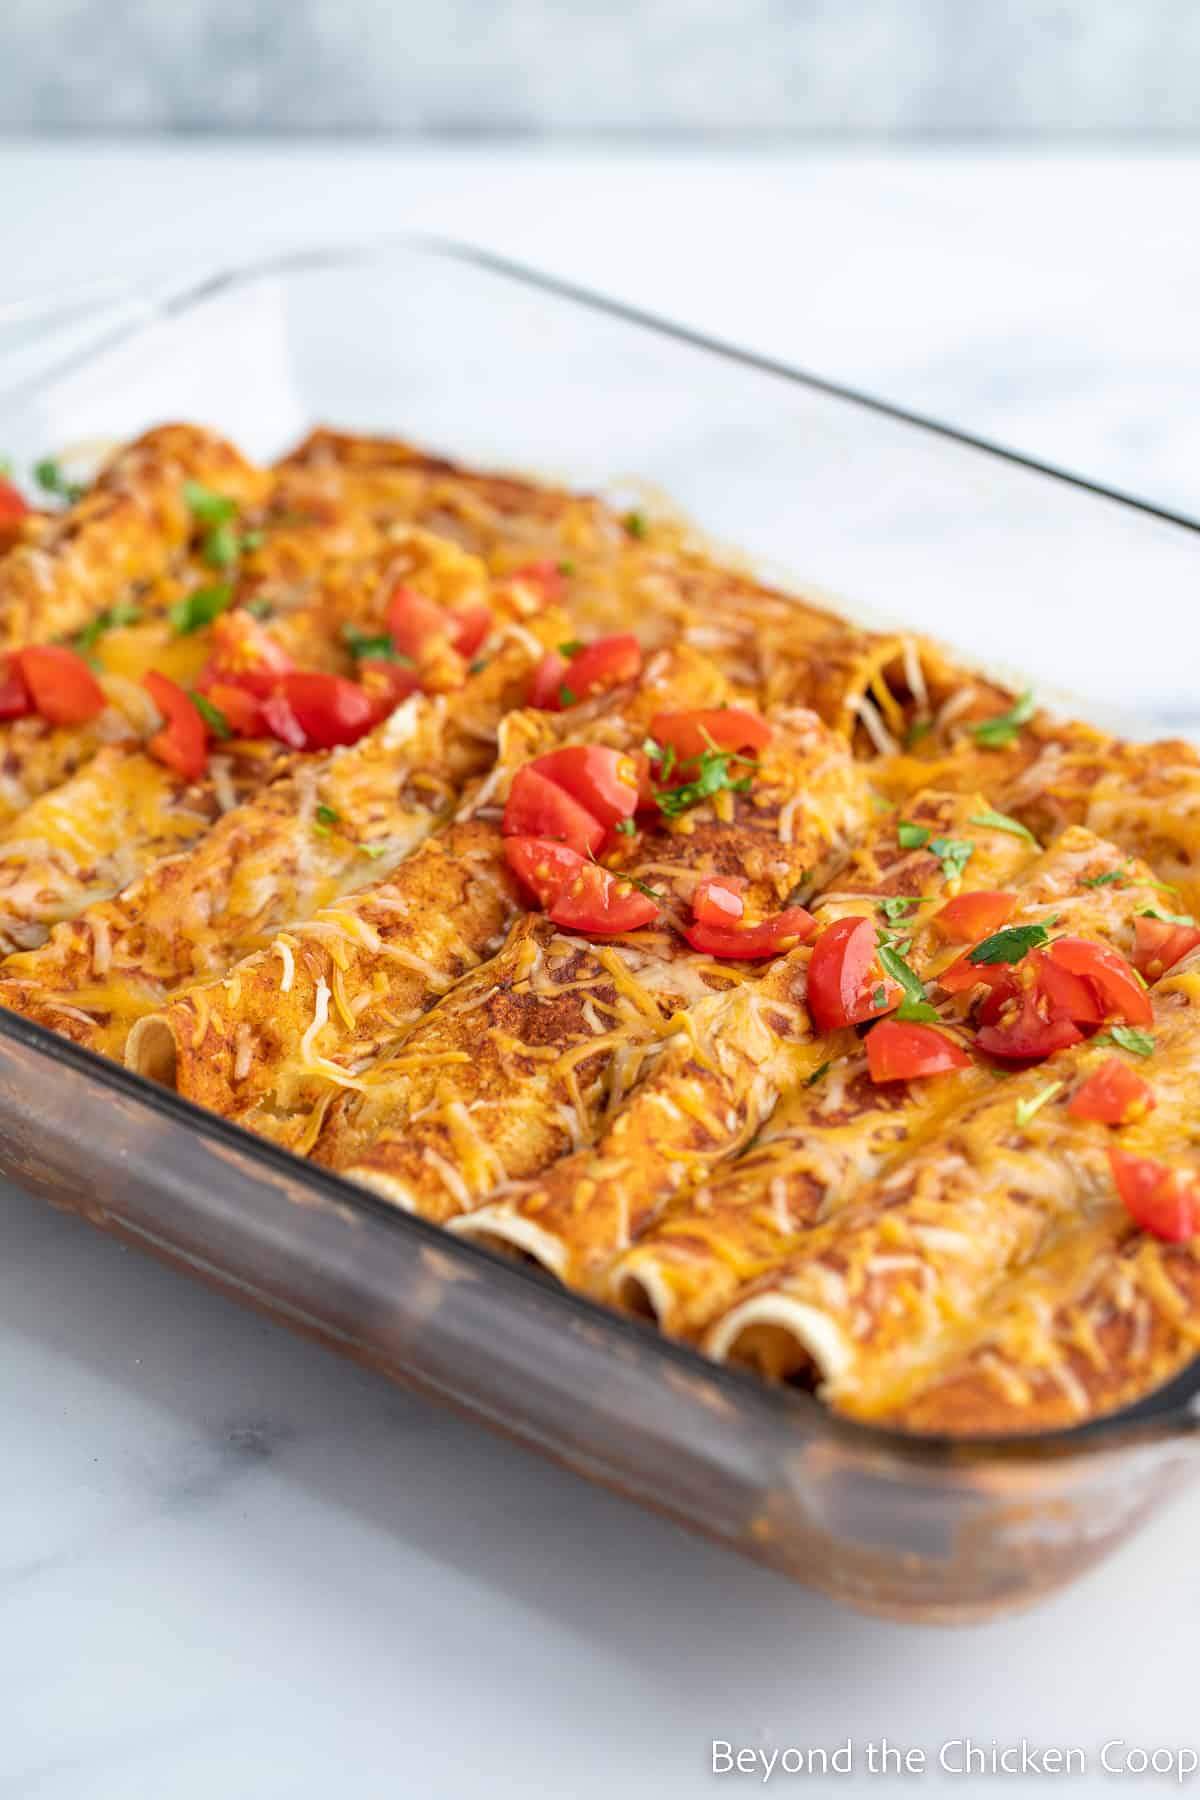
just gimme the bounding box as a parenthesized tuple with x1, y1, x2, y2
(3, 230, 1199, 1470)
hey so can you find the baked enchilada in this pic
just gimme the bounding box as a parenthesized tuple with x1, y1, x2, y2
(1, 428, 1198, 1439)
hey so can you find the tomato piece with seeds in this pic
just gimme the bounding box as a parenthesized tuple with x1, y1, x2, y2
(808, 915, 901, 1030)
(932, 889, 1015, 944)
(648, 706, 771, 762)
(1132, 914, 1200, 981)
(503, 836, 585, 909)
(1109, 1146, 1200, 1242)
(866, 1019, 971, 1083)
(692, 874, 745, 927)
(19, 644, 106, 726)
(685, 904, 816, 960)
(549, 861, 660, 935)
(1068, 1058, 1155, 1125)
(502, 765, 606, 858)
(144, 670, 208, 781)
(527, 746, 639, 832)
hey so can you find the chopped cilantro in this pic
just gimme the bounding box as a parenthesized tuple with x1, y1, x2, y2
(342, 623, 411, 663)
(805, 1060, 831, 1087)
(628, 875, 663, 904)
(558, 639, 584, 658)
(189, 691, 231, 739)
(654, 746, 754, 818)
(316, 804, 341, 828)
(169, 583, 233, 636)
(642, 737, 677, 784)
(1138, 906, 1197, 928)
(897, 820, 931, 850)
(930, 835, 975, 882)
(967, 921, 1052, 965)
(905, 718, 933, 748)
(558, 682, 577, 708)
(182, 480, 238, 524)
(34, 457, 84, 503)
(1014, 1081, 1064, 1128)
(876, 940, 938, 1022)
(73, 600, 143, 655)
(243, 596, 273, 620)
(469, 658, 489, 674)
(359, 842, 389, 860)
(623, 510, 648, 539)
(1102, 1025, 1157, 1058)
(201, 520, 241, 569)
(968, 689, 1035, 749)
(1082, 866, 1129, 888)
(878, 895, 930, 923)
(558, 560, 575, 577)
(614, 818, 636, 836)
(969, 809, 1037, 845)
(239, 529, 265, 553)
(872, 984, 887, 1008)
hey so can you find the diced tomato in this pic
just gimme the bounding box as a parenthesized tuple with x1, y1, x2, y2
(0, 653, 31, 720)
(562, 634, 642, 702)
(450, 604, 494, 660)
(548, 860, 660, 935)
(693, 874, 745, 927)
(975, 986, 1083, 1061)
(933, 890, 1015, 944)
(0, 475, 31, 526)
(807, 915, 901, 1030)
(1068, 1058, 1155, 1126)
(358, 657, 422, 720)
(648, 706, 772, 763)
(866, 1019, 972, 1083)
(1109, 1146, 1200, 1242)
(511, 559, 566, 605)
(204, 609, 294, 698)
(260, 690, 307, 750)
(525, 746, 639, 832)
(1043, 936, 1152, 1026)
(684, 905, 816, 960)
(529, 650, 570, 711)
(19, 645, 105, 726)
(1030, 949, 1104, 1026)
(939, 950, 1016, 997)
(387, 585, 452, 660)
(502, 765, 605, 857)
(504, 837, 585, 910)
(1132, 913, 1200, 981)
(266, 672, 376, 750)
(204, 680, 264, 737)
(144, 670, 208, 781)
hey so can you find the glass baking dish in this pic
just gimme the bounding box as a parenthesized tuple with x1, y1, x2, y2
(2, 238, 1199, 1625)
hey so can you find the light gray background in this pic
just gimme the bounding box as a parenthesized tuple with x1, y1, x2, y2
(2, 0, 1199, 135)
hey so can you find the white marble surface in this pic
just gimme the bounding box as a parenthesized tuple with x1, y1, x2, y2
(3, 143, 1200, 1797)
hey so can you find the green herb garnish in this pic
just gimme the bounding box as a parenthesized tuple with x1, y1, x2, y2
(558, 683, 577, 708)
(897, 820, 931, 850)
(168, 583, 233, 636)
(1014, 1080, 1063, 1128)
(189, 692, 231, 739)
(201, 520, 240, 569)
(905, 718, 933, 748)
(359, 842, 389, 860)
(624, 510, 648, 539)
(34, 457, 84, 503)
(930, 836, 975, 882)
(1138, 907, 1197, 928)
(316, 804, 340, 827)
(1082, 866, 1129, 888)
(878, 895, 931, 923)
(614, 818, 636, 836)
(876, 940, 938, 1022)
(243, 596, 273, 619)
(342, 623, 412, 664)
(872, 984, 887, 1008)
(654, 746, 754, 818)
(558, 639, 584, 658)
(73, 600, 143, 656)
(969, 689, 1035, 749)
(182, 481, 238, 524)
(970, 810, 1037, 845)
(805, 1061, 831, 1087)
(967, 921, 1052, 965)
(1100, 1025, 1157, 1058)
(642, 737, 677, 785)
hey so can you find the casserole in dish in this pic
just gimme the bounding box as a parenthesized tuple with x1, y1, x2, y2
(1, 240, 1198, 1620)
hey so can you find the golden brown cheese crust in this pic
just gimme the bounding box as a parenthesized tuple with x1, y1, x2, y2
(3, 422, 1200, 1440)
